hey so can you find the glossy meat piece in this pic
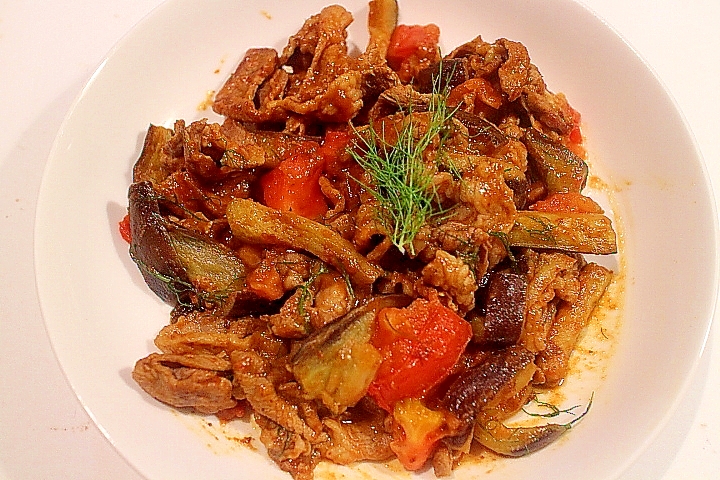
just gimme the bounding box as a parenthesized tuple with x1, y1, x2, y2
(215, 6, 363, 127)
(232, 350, 323, 443)
(212, 48, 282, 123)
(420, 249, 477, 313)
(319, 399, 394, 464)
(519, 250, 580, 353)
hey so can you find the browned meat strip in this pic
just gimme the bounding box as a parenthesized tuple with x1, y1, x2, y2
(132, 353, 236, 414)
(231, 350, 324, 443)
(213, 48, 281, 123)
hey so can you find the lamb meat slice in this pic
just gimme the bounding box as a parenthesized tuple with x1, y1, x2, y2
(320, 403, 394, 464)
(213, 48, 282, 123)
(256, 415, 318, 480)
(132, 352, 236, 414)
(231, 350, 324, 444)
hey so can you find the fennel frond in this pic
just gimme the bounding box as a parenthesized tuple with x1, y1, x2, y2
(350, 86, 457, 255)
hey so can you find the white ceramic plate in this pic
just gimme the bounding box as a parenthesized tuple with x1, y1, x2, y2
(35, 0, 718, 479)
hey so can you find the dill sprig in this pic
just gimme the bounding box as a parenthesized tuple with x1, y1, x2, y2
(297, 264, 328, 319)
(522, 393, 594, 427)
(350, 85, 458, 256)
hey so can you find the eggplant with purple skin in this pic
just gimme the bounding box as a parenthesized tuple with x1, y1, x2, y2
(475, 418, 570, 457)
(292, 295, 411, 414)
(474, 394, 592, 457)
(128, 181, 255, 312)
(128, 181, 192, 306)
(132, 124, 183, 186)
(524, 127, 588, 194)
(442, 345, 536, 425)
(471, 271, 528, 347)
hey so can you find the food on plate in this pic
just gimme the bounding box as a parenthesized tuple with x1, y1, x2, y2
(122, 0, 617, 477)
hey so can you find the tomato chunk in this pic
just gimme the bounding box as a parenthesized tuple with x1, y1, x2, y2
(259, 142, 327, 219)
(387, 24, 441, 83)
(529, 192, 604, 214)
(368, 298, 472, 411)
(259, 131, 352, 219)
(118, 214, 132, 243)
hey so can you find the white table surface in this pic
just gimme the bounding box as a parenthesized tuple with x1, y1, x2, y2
(1, 1, 718, 479)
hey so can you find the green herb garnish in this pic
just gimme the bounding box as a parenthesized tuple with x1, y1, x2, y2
(349, 82, 458, 256)
(522, 395, 583, 419)
(297, 264, 328, 319)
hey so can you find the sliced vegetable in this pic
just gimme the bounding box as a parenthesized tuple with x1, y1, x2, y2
(472, 271, 527, 347)
(454, 110, 509, 156)
(292, 295, 409, 414)
(227, 198, 382, 285)
(536, 263, 613, 386)
(442, 345, 536, 424)
(368, 298, 472, 411)
(128, 181, 194, 306)
(128, 181, 249, 309)
(364, 0, 399, 63)
(474, 396, 592, 457)
(166, 226, 247, 297)
(474, 419, 569, 457)
(524, 128, 588, 194)
(132, 124, 180, 185)
(508, 211, 617, 255)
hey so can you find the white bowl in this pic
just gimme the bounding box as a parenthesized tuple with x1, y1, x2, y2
(35, 0, 718, 479)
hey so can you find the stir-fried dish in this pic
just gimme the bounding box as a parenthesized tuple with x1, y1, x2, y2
(121, 0, 617, 478)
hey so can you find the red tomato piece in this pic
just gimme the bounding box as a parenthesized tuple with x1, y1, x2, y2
(386, 24, 441, 82)
(318, 130, 352, 163)
(529, 192, 604, 214)
(368, 298, 472, 411)
(118, 214, 132, 243)
(259, 142, 328, 219)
